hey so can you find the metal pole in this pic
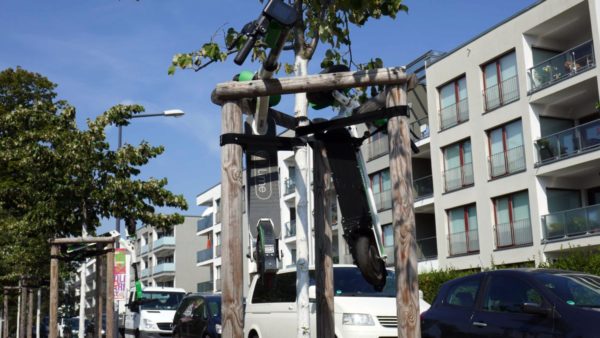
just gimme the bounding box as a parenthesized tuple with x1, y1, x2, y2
(115, 125, 122, 249)
(49, 245, 59, 338)
(105, 243, 114, 338)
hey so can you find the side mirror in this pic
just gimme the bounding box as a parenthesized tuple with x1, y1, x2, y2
(522, 303, 552, 316)
(308, 285, 316, 302)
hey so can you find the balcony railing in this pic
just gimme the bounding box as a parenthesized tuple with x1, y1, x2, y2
(197, 214, 214, 232)
(489, 145, 526, 178)
(196, 248, 214, 263)
(141, 269, 149, 278)
(416, 236, 438, 261)
(483, 75, 519, 111)
(535, 119, 600, 165)
(494, 218, 533, 248)
(216, 278, 222, 292)
(140, 245, 148, 255)
(413, 175, 433, 200)
(443, 162, 474, 192)
(439, 98, 469, 130)
(284, 177, 296, 196)
(366, 134, 390, 161)
(528, 40, 595, 93)
(409, 116, 430, 140)
(448, 229, 479, 256)
(154, 263, 175, 274)
(373, 190, 392, 211)
(215, 211, 221, 224)
(215, 245, 221, 258)
(197, 281, 213, 293)
(542, 204, 600, 241)
(153, 236, 175, 250)
(285, 220, 296, 237)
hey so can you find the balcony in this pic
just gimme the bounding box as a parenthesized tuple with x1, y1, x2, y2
(535, 119, 600, 166)
(489, 145, 526, 178)
(196, 248, 214, 263)
(285, 220, 296, 237)
(154, 263, 175, 275)
(197, 281, 213, 293)
(153, 236, 175, 250)
(366, 134, 390, 161)
(416, 236, 437, 261)
(215, 245, 221, 258)
(494, 218, 533, 248)
(443, 163, 474, 192)
(373, 190, 392, 211)
(413, 175, 433, 201)
(141, 269, 149, 278)
(215, 211, 221, 225)
(140, 245, 148, 255)
(448, 229, 479, 256)
(483, 75, 519, 112)
(409, 116, 430, 140)
(439, 98, 469, 131)
(284, 177, 296, 196)
(216, 278, 222, 292)
(197, 214, 214, 232)
(542, 204, 600, 242)
(528, 40, 595, 94)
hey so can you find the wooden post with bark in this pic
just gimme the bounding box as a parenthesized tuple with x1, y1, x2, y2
(96, 245, 104, 338)
(26, 289, 33, 338)
(386, 85, 420, 338)
(313, 141, 335, 338)
(105, 243, 115, 338)
(220, 100, 245, 338)
(19, 281, 26, 338)
(49, 245, 59, 338)
(3, 288, 9, 338)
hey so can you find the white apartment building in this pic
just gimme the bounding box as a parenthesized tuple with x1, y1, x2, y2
(426, 0, 600, 270)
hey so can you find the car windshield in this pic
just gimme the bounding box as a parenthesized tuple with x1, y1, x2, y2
(207, 299, 221, 317)
(535, 273, 600, 308)
(139, 291, 184, 310)
(311, 267, 396, 297)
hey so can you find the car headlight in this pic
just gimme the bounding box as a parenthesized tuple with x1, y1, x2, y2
(342, 313, 374, 326)
(142, 319, 157, 330)
(215, 324, 222, 334)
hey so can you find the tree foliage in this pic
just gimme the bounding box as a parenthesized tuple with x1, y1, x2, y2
(0, 67, 188, 283)
(169, 0, 407, 75)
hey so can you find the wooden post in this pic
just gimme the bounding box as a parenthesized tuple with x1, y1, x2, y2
(95, 246, 104, 338)
(49, 245, 59, 338)
(105, 243, 114, 338)
(386, 85, 420, 338)
(313, 142, 335, 338)
(19, 281, 26, 338)
(3, 288, 8, 338)
(26, 289, 33, 338)
(220, 100, 244, 338)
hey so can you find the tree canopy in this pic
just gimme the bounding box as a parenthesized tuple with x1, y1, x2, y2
(0, 67, 188, 283)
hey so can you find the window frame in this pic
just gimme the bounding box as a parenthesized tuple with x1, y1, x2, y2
(487, 119, 525, 178)
(482, 50, 519, 111)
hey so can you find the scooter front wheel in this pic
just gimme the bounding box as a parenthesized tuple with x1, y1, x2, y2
(354, 236, 387, 291)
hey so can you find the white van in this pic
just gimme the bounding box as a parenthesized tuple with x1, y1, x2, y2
(243, 265, 430, 338)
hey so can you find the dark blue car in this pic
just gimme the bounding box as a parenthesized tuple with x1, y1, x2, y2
(422, 269, 600, 338)
(173, 294, 221, 338)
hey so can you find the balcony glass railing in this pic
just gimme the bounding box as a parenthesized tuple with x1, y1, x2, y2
(528, 40, 595, 93)
(197, 214, 214, 232)
(535, 119, 600, 165)
(542, 204, 600, 241)
(439, 98, 469, 130)
(153, 236, 175, 250)
(448, 229, 479, 256)
(215, 211, 221, 224)
(483, 75, 519, 111)
(215, 245, 221, 258)
(489, 145, 526, 178)
(413, 175, 433, 200)
(154, 263, 175, 274)
(284, 178, 296, 196)
(285, 220, 296, 237)
(409, 116, 430, 140)
(416, 236, 438, 261)
(196, 248, 214, 263)
(140, 245, 148, 255)
(141, 269, 149, 278)
(494, 218, 533, 248)
(443, 162, 474, 192)
(367, 134, 390, 161)
(373, 190, 392, 211)
(197, 281, 213, 293)
(216, 278, 222, 292)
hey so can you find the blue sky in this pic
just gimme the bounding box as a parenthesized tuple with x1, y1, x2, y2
(1, 0, 537, 231)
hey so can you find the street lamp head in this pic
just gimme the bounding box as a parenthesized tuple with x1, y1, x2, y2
(163, 109, 185, 117)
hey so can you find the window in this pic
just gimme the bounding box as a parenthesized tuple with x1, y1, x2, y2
(448, 204, 479, 255)
(483, 52, 519, 111)
(482, 275, 542, 313)
(488, 120, 525, 178)
(252, 272, 296, 303)
(443, 139, 473, 192)
(439, 76, 468, 130)
(493, 191, 532, 247)
(383, 224, 393, 247)
(370, 169, 392, 211)
(367, 130, 390, 160)
(445, 275, 481, 307)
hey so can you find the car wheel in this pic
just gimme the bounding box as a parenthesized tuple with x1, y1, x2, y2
(354, 235, 387, 291)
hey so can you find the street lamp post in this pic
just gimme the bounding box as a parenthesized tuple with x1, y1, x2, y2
(115, 109, 185, 244)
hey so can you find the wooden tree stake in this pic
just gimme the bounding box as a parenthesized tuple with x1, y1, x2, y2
(49, 245, 59, 338)
(106, 243, 115, 338)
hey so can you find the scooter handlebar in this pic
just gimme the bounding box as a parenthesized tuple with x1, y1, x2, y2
(234, 35, 257, 65)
